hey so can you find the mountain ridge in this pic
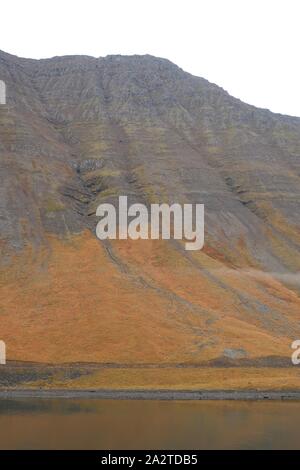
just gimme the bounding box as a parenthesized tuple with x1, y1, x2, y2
(1, 49, 300, 120)
(0, 51, 300, 374)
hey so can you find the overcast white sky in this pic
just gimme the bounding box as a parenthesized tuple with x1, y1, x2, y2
(1, 0, 299, 116)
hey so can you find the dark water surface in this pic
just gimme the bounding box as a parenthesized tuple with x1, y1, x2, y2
(0, 398, 299, 449)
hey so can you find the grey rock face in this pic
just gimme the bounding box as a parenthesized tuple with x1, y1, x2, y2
(0, 50, 299, 276)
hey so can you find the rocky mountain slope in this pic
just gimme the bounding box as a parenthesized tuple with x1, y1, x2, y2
(0, 50, 300, 368)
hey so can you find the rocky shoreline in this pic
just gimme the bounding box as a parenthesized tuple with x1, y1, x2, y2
(1, 389, 300, 400)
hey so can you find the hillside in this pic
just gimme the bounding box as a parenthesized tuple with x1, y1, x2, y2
(0, 50, 300, 388)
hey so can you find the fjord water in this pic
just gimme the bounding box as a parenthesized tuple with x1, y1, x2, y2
(0, 399, 299, 449)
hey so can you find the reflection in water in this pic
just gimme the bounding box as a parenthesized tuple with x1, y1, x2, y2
(0, 399, 299, 449)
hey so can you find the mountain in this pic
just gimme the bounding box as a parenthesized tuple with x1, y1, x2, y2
(0, 50, 300, 388)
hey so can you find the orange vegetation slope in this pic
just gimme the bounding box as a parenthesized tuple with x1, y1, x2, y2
(1, 231, 299, 365)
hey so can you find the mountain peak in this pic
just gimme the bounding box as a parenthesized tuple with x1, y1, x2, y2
(0, 50, 300, 367)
